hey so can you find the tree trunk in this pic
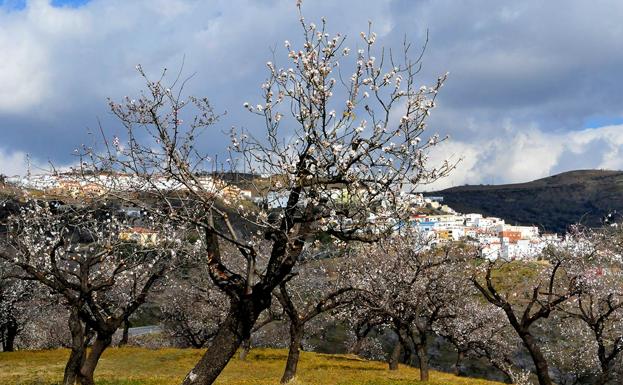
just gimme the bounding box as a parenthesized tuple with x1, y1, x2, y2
(77, 334, 112, 385)
(280, 322, 304, 384)
(118, 318, 130, 347)
(405, 344, 417, 367)
(64, 348, 85, 385)
(2, 319, 17, 352)
(416, 342, 429, 382)
(520, 332, 553, 385)
(350, 338, 363, 356)
(595, 340, 614, 385)
(388, 340, 401, 370)
(181, 298, 264, 385)
(239, 338, 251, 361)
(64, 311, 87, 385)
(454, 350, 465, 376)
(595, 370, 611, 385)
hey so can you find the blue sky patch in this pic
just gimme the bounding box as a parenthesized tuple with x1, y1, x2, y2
(0, 0, 90, 10)
(0, 0, 26, 10)
(50, 0, 90, 7)
(585, 116, 623, 129)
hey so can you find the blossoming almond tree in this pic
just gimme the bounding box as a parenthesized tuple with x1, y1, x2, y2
(0, 201, 175, 385)
(91, 3, 451, 384)
(558, 225, 623, 385)
(434, 294, 526, 381)
(346, 230, 468, 382)
(0, 272, 38, 352)
(471, 245, 586, 385)
(0, 200, 44, 352)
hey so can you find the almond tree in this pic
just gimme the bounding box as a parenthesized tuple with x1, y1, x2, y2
(158, 251, 230, 349)
(0, 274, 36, 351)
(0, 200, 33, 352)
(435, 295, 527, 382)
(15, 295, 71, 350)
(0, 201, 175, 385)
(542, 314, 599, 385)
(570, 286, 623, 385)
(342, 304, 398, 368)
(238, 304, 286, 361)
(346, 314, 386, 357)
(0, 276, 66, 352)
(559, 225, 623, 385)
(88, 3, 450, 383)
(347, 230, 467, 381)
(472, 245, 585, 385)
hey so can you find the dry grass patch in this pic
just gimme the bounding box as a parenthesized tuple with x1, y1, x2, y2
(0, 347, 503, 385)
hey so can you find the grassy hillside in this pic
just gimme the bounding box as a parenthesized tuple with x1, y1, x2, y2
(0, 347, 504, 385)
(433, 169, 623, 233)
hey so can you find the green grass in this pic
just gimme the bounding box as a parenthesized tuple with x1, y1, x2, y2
(0, 347, 504, 385)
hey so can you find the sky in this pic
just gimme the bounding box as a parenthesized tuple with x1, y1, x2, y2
(1, 0, 622, 190)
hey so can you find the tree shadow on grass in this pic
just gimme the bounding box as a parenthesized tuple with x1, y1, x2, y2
(321, 355, 367, 363)
(248, 353, 284, 361)
(309, 363, 385, 371)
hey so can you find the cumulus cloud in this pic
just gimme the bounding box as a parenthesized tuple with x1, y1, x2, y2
(426, 124, 623, 190)
(0, 6, 51, 112)
(0, 146, 75, 177)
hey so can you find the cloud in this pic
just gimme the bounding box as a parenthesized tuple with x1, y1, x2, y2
(0, 148, 36, 176)
(0, 0, 622, 184)
(0, 7, 51, 113)
(425, 124, 623, 190)
(0, 146, 75, 177)
(0, 0, 392, 161)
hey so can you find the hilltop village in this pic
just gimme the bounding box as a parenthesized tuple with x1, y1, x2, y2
(4, 173, 563, 261)
(409, 196, 562, 260)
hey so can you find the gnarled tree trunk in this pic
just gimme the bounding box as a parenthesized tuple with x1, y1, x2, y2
(77, 334, 112, 385)
(519, 331, 553, 385)
(416, 342, 429, 382)
(280, 322, 304, 383)
(350, 338, 363, 356)
(454, 350, 466, 376)
(2, 318, 18, 352)
(63, 310, 88, 385)
(594, 336, 617, 385)
(595, 370, 612, 385)
(181, 296, 267, 385)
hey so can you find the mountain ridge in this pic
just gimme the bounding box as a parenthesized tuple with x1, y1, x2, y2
(431, 169, 623, 233)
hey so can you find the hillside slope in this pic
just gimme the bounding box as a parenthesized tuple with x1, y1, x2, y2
(433, 170, 623, 233)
